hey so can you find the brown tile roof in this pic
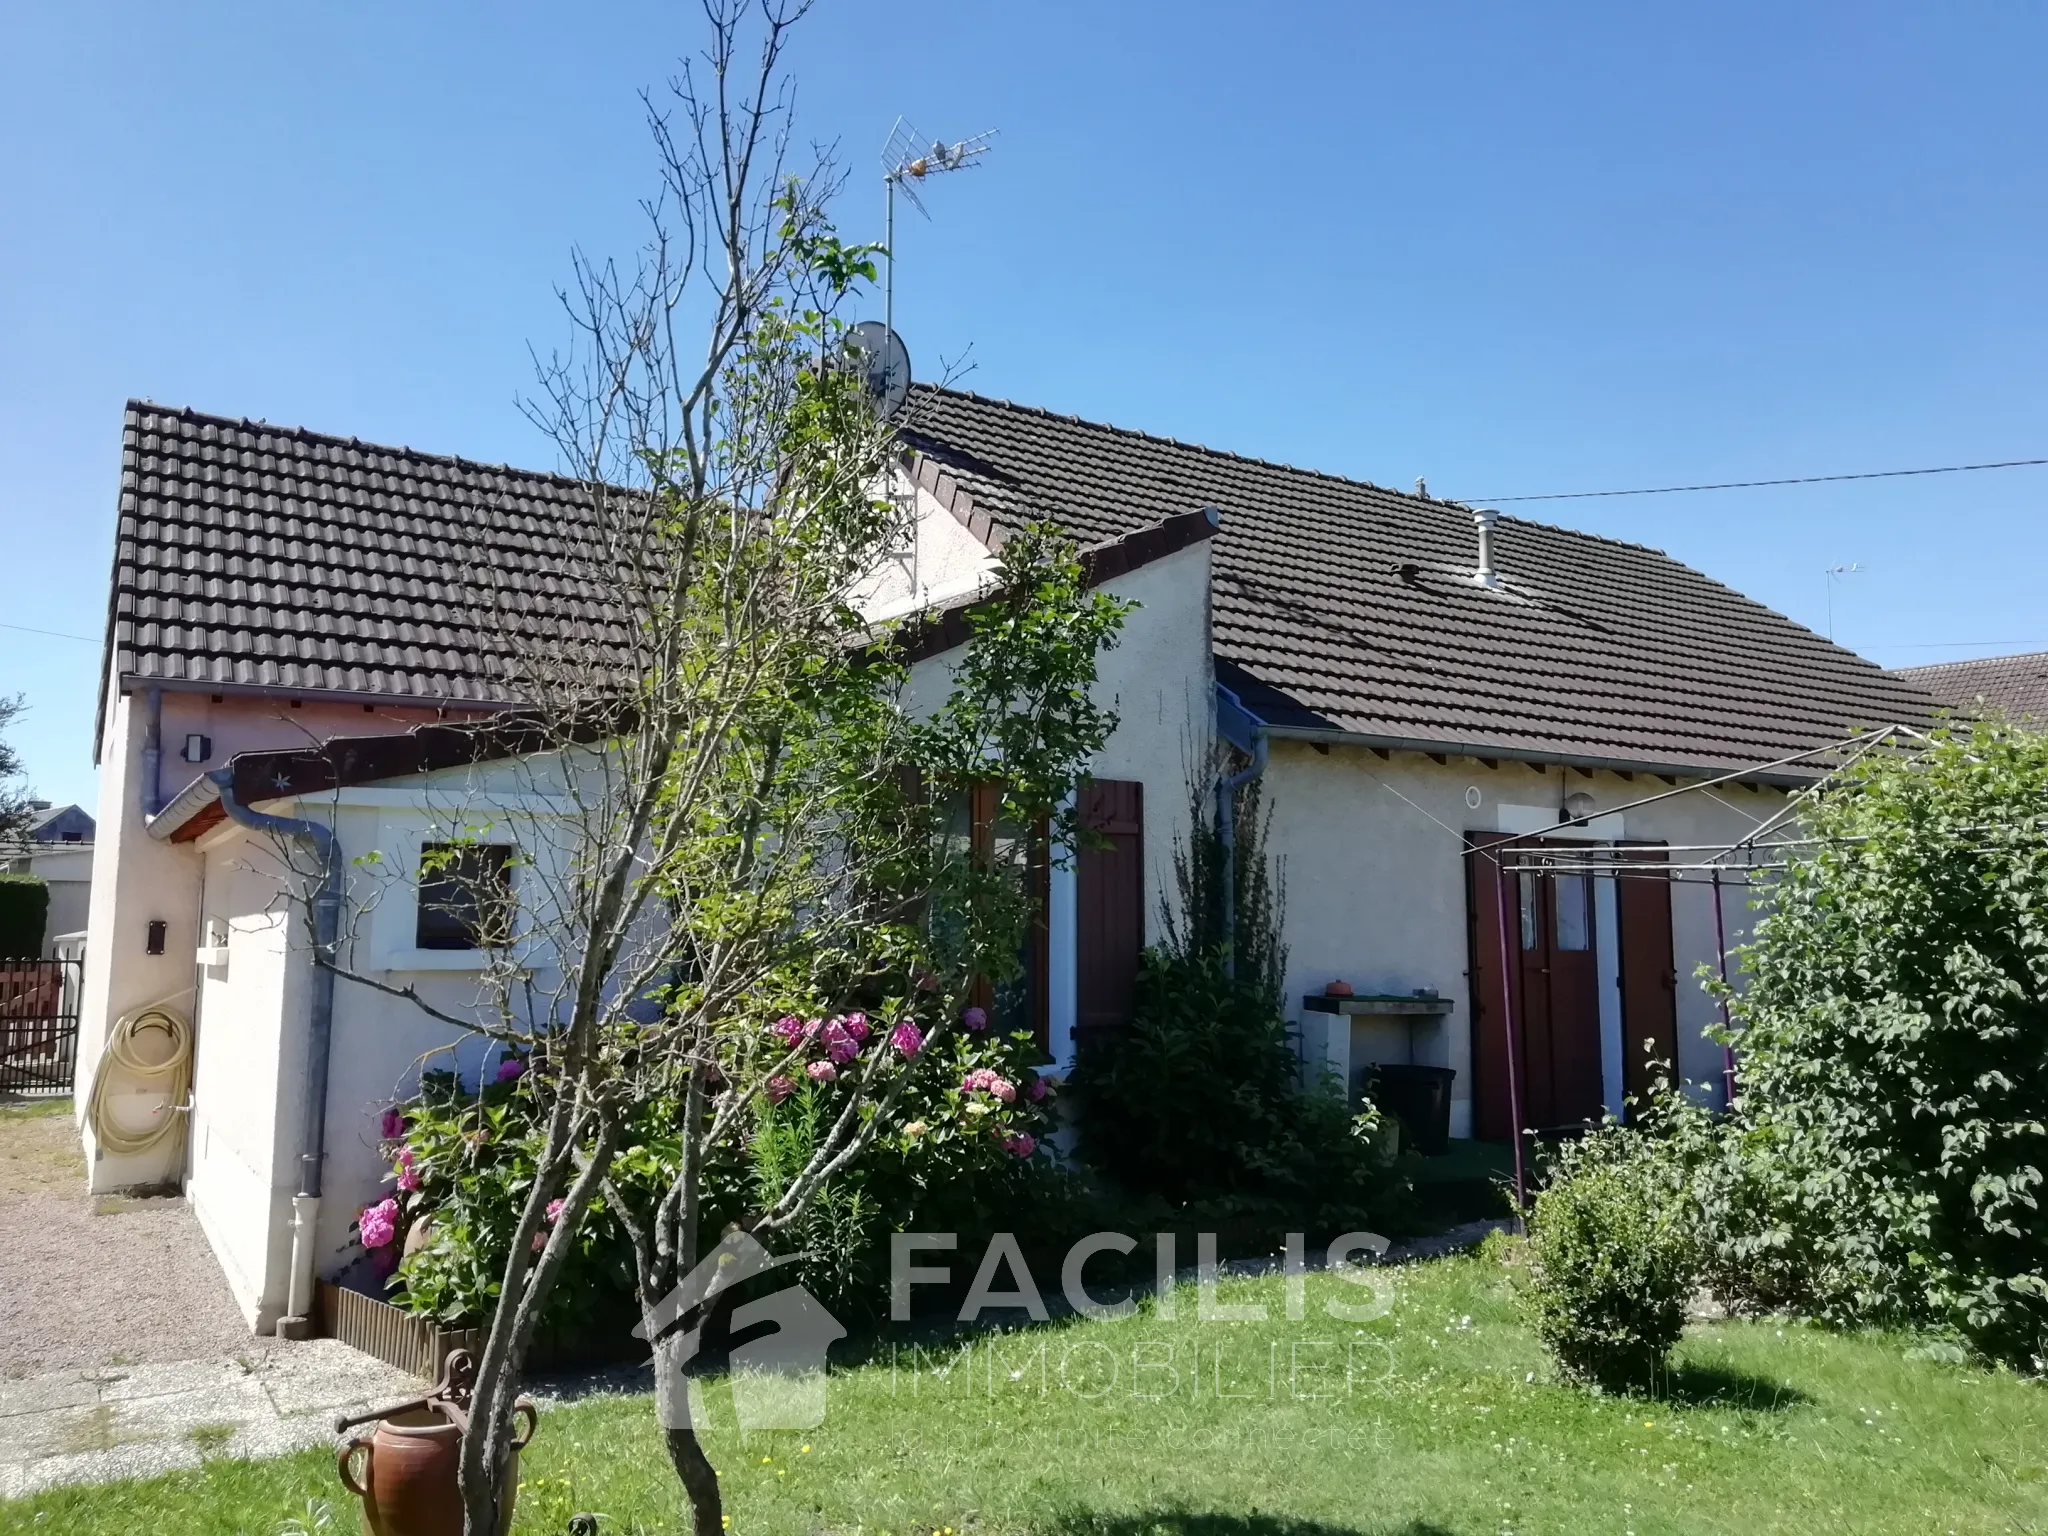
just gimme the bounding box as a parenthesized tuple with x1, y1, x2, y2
(1893, 650, 2048, 725)
(100, 401, 629, 716)
(103, 390, 1935, 781)
(96, 398, 1217, 744)
(900, 384, 1933, 776)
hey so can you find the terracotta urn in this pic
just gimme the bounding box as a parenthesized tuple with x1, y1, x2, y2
(338, 1403, 532, 1536)
(1325, 980, 1354, 998)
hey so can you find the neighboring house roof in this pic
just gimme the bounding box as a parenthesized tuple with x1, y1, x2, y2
(26, 805, 94, 844)
(1892, 650, 2048, 725)
(898, 385, 1932, 776)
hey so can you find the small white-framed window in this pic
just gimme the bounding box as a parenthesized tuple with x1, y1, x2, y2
(415, 842, 517, 951)
(367, 813, 528, 973)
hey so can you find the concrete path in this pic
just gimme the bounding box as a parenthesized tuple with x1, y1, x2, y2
(0, 1102, 418, 1496)
(0, 1343, 420, 1498)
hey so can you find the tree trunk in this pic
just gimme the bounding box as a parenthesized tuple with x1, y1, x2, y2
(652, 1329, 723, 1536)
(665, 1424, 725, 1536)
(456, 1410, 508, 1536)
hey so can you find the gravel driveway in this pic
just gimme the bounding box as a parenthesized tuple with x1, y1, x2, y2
(0, 1101, 283, 1375)
(0, 1101, 420, 1496)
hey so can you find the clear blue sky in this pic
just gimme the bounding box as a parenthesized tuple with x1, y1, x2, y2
(4, 2, 2045, 811)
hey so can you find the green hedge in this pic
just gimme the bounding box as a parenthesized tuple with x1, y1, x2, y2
(0, 875, 49, 958)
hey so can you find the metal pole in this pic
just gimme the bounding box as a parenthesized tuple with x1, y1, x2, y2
(883, 177, 896, 394)
(1711, 868, 1737, 1108)
(1493, 851, 1529, 1216)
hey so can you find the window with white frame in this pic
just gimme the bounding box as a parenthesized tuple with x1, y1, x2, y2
(415, 842, 517, 951)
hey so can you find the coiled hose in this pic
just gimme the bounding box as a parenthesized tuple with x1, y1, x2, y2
(86, 1000, 194, 1157)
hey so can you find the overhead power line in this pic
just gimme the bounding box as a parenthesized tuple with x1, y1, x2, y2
(0, 620, 97, 643)
(1472, 455, 2048, 504)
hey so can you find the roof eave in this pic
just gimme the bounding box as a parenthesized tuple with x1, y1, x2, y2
(147, 774, 223, 842)
(1259, 723, 1826, 787)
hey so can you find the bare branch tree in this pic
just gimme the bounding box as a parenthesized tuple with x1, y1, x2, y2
(245, 8, 1124, 1533)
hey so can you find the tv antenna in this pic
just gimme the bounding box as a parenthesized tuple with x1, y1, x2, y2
(879, 119, 996, 399)
(1824, 562, 1863, 640)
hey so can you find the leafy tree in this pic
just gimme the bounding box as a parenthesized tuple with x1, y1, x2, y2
(1708, 717, 2048, 1367)
(0, 695, 36, 846)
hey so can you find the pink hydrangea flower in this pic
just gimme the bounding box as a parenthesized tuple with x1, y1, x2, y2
(842, 1011, 871, 1043)
(770, 1015, 805, 1046)
(496, 1058, 526, 1083)
(766, 1074, 798, 1104)
(532, 1230, 548, 1253)
(1027, 1077, 1049, 1102)
(805, 1060, 837, 1083)
(891, 1020, 923, 1057)
(961, 1005, 988, 1032)
(822, 1019, 860, 1063)
(545, 1198, 566, 1224)
(395, 1146, 421, 1192)
(380, 1108, 407, 1140)
(962, 1068, 1016, 1103)
(370, 1245, 400, 1278)
(1003, 1133, 1037, 1159)
(358, 1197, 399, 1250)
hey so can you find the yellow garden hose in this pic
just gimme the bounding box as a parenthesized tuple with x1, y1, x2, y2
(86, 1000, 194, 1157)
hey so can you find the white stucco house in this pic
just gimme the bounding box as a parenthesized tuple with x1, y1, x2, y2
(77, 392, 1931, 1334)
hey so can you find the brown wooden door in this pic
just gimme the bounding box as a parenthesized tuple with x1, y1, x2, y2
(1615, 843, 1679, 1116)
(1467, 834, 1605, 1138)
(1075, 779, 1144, 1039)
(1525, 860, 1603, 1129)
(1468, 833, 1518, 1141)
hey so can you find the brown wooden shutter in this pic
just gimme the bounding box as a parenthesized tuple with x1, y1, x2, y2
(1075, 779, 1145, 1040)
(1464, 831, 1519, 1142)
(1615, 843, 1679, 1117)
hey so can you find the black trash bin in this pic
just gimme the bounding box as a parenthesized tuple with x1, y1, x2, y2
(1364, 1063, 1457, 1156)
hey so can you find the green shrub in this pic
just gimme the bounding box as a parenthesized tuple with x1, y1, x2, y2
(1707, 718, 2048, 1367)
(1067, 946, 1395, 1232)
(372, 1005, 1065, 1332)
(0, 875, 48, 958)
(1522, 1127, 1695, 1393)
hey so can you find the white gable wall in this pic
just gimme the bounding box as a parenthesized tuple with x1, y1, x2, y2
(854, 482, 1000, 622)
(906, 536, 1215, 1065)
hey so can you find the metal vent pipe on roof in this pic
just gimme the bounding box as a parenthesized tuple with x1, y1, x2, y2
(1473, 508, 1501, 588)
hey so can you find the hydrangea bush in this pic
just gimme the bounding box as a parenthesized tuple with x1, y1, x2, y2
(354, 999, 1060, 1331)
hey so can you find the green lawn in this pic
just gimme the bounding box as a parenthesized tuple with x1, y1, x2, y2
(9, 1248, 2045, 1536)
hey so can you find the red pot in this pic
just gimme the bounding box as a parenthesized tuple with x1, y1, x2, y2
(337, 1403, 532, 1536)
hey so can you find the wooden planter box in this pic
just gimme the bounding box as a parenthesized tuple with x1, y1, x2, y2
(318, 1281, 484, 1380)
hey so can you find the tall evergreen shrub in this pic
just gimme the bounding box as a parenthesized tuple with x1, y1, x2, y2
(0, 875, 48, 958)
(1068, 749, 1399, 1231)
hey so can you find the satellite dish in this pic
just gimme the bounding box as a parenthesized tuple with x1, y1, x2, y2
(844, 321, 911, 418)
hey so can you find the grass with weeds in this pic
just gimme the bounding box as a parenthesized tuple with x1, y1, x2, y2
(6, 1250, 2044, 1535)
